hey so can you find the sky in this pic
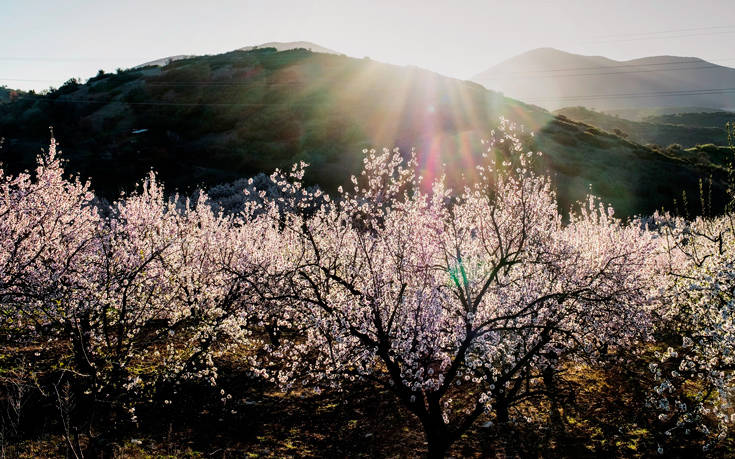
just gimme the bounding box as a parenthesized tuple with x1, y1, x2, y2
(2, 0, 735, 91)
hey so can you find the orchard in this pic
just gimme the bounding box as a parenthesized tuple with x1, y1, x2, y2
(1, 121, 733, 456)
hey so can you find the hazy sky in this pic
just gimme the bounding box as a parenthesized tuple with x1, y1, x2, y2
(2, 0, 735, 91)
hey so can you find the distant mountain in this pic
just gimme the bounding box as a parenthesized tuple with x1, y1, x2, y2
(137, 41, 338, 68)
(554, 106, 730, 147)
(472, 48, 735, 111)
(0, 47, 728, 217)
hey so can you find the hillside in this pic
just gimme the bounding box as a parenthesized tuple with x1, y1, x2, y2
(0, 86, 23, 104)
(554, 106, 730, 147)
(238, 41, 339, 54)
(643, 111, 735, 128)
(136, 54, 198, 68)
(605, 106, 725, 121)
(472, 48, 735, 111)
(0, 47, 728, 217)
(137, 41, 338, 68)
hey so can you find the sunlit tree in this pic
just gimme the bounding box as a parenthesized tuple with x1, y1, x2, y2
(263, 120, 662, 456)
(5, 126, 729, 456)
(647, 210, 735, 451)
(0, 144, 260, 432)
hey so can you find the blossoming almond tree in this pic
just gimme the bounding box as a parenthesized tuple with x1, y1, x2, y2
(639, 124, 735, 452)
(81, 177, 245, 400)
(0, 139, 99, 350)
(0, 130, 690, 455)
(648, 212, 735, 450)
(0, 146, 261, 434)
(266, 122, 662, 457)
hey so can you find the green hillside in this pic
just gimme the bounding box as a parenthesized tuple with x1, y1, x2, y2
(604, 107, 725, 121)
(643, 111, 735, 128)
(0, 48, 729, 217)
(554, 106, 729, 147)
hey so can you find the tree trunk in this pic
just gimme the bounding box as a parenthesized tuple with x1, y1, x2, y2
(425, 429, 450, 459)
(543, 366, 564, 432)
(495, 396, 509, 423)
(422, 415, 452, 458)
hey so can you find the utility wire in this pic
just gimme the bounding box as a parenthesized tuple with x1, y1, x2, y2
(592, 24, 735, 39)
(4, 59, 735, 87)
(587, 29, 735, 45)
(481, 63, 735, 80)
(6, 56, 735, 85)
(522, 88, 735, 102)
(480, 58, 735, 76)
(8, 87, 735, 107)
(1, 25, 733, 63)
(0, 77, 61, 83)
(10, 96, 287, 107)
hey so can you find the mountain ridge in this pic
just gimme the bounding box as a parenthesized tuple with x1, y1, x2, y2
(472, 48, 735, 111)
(237, 41, 339, 55)
(0, 47, 728, 217)
(136, 41, 339, 68)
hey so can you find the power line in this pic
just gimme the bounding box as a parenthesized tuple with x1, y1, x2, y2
(11, 96, 289, 107)
(587, 29, 735, 45)
(144, 81, 302, 87)
(0, 78, 304, 86)
(592, 24, 735, 39)
(136, 59, 735, 83)
(524, 88, 735, 100)
(8, 86, 735, 107)
(5, 57, 734, 87)
(4, 27, 735, 63)
(0, 56, 148, 62)
(481, 57, 735, 77)
(482, 63, 735, 80)
(521, 87, 735, 102)
(0, 77, 61, 83)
